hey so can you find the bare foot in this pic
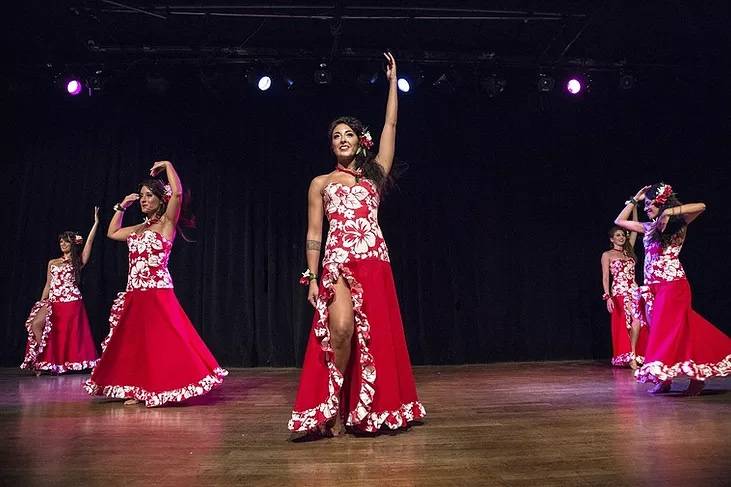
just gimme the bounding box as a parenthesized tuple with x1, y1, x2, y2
(683, 380, 705, 396)
(648, 381, 672, 394)
(629, 358, 638, 370)
(124, 399, 141, 406)
(329, 414, 346, 437)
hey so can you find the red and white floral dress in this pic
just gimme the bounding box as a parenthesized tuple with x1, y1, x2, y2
(289, 179, 426, 434)
(608, 257, 648, 366)
(84, 229, 227, 406)
(635, 223, 731, 383)
(21, 261, 99, 373)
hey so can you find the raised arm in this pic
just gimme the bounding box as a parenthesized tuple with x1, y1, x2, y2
(40, 260, 53, 300)
(628, 204, 639, 248)
(150, 160, 183, 226)
(375, 52, 398, 176)
(614, 185, 649, 234)
(108, 193, 141, 241)
(305, 177, 326, 307)
(81, 206, 100, 266)
(662, 202, 706, 225)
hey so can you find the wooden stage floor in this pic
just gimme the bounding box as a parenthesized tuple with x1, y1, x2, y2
(1, 361, 729, 486)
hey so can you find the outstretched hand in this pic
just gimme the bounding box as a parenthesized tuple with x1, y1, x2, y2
(384, 51, 397, 82)
(93, 206, 100, 223)
(150, 160, 171, 177)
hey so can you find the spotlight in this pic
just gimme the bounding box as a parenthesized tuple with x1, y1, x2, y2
(246, 67, 273, 92)
(396, 65, 423, 94)
(397, 78, 410, 93)
(257, 75, 272, 91)
(66, 79, 83, 96)
(566, 78, 582, 95)
(619, 73, 635, 90)
(479, 74, 507, 98)
(314, 63, 332, 86)
(537, 73, 555, 92)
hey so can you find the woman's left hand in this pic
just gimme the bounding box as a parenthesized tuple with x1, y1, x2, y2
(150, 160, 171, 176)
(384, 51, 397, 82)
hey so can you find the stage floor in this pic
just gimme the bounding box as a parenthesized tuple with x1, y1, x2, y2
(1, 362, 729, 486)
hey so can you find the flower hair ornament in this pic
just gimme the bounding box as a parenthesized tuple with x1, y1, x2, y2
(652, 183, 673, 206)
(74, 234, 84, 244)
(162, 184, 173, 203)
(356, 129, 374, 155)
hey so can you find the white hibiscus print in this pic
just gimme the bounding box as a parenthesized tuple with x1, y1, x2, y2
(342, 218, 376, 254)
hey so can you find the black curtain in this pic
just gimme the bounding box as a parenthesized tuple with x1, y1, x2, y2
(2, 73, 729, 367)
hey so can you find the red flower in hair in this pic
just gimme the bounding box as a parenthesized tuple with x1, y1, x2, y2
(653, 184, 673, 206)
(359, 130, 374, 151)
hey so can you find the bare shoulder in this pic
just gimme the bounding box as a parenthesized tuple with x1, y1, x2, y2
(309, 173, 332, 192)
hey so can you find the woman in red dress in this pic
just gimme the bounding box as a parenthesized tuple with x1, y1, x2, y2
(614, 183, 731, 395)
(21, 208, 100, 374)
(84, 161, 227, 406)
(289, 52, 425, 436)
(601, 209, 648, 368)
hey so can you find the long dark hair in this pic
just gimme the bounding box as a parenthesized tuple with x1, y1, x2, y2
(328, 116, 392, 193)
(58, 231, 83, 286)
(607, 225, 636, 260)
(138, 178, 196, 242)
(646, 181, 685, 248)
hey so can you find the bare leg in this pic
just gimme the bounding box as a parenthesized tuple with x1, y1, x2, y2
(327, 276, 354, 435)
(30, 304, 49, 343)
(629, 319, 641, 369)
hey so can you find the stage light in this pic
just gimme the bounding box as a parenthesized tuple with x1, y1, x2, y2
(397, 78, 410, 93)
(66, 79, 83, 96)
(257, 75, 272, 91)
(537, 74, 555, 92)
(397, 65, 424, 94)
(314, 63, 332, 86)
(246, 67, 273, 92)
(566, 78, 582, 95)
(619, 73, 635, 90)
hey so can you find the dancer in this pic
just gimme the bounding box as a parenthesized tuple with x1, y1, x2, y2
(289, 52, 425, 436)
(21, 208, 100, 374)
(84, 160, 227, 406)
(601, 206, 648, 368)
(614, 183, 731, 395)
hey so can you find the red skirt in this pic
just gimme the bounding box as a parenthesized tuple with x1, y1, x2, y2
(610, 294, 648, 366)
(84, 289, 227, 407)
(21, 299, 99, 373)
(289, 259, 425, 434)
(635, 279, 731, 383)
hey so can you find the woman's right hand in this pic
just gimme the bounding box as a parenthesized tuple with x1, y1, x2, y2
(606, 298, 615, 313)
(120, 193, 140, 209)
(633, 185, 651, 202)
(307, 281, 319, 308)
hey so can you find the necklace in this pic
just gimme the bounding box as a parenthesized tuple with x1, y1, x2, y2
(335, 165, 362, 180)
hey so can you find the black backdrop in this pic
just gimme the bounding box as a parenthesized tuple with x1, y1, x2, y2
(2, 70, 729, 368)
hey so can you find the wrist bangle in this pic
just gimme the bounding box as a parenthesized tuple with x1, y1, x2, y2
(624, 197, 637, 206)
(113, 203, 126, 212)
(602, 292, 611, 301)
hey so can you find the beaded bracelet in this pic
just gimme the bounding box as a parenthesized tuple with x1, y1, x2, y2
(602, 292, 611, 301)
